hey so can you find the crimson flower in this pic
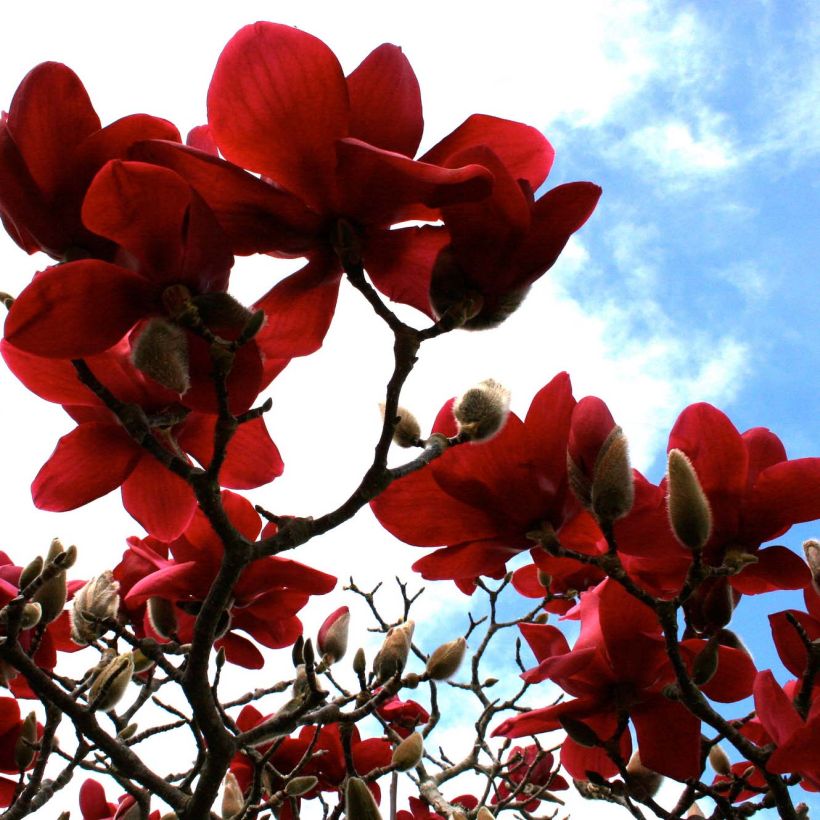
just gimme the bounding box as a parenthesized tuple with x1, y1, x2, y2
(0, 62, 179, 260)
(397, 795, 478, 820)
(769, 587, 820, 680)
(492, 744, 568, 811)
(1, 340, 282, 540)
(377, 693, 430, 738)
(0, 697, 43, 806)
(371, 372, 582, 593)
(79, 778, 160, 820)
(119, 492, 336, 668)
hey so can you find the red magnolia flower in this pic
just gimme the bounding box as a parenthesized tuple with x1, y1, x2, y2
(0, 697, 43, 806)
(769, 586, 820, 680)
(0, 62, 179, 260)
(119, 492, 336, 668)
(377, 693, 430, 738)
(495, 579, 756, 781)
(397, 795, 478, 820)
(1, 339, 282, 540)
(79, 778, 160, 820)
(492, 744, 568, 811)
(371, 372, 582, 593)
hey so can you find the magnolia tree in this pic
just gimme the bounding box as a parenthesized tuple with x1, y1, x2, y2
(0, 20, 818, 820)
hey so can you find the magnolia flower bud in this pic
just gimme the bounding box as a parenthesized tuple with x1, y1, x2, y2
(353, 647, 367, 677)
(477, 808, 495, 820)
(425, 636, 466, 681)
(221, 771, 243, 818)
(380, 404, 422, 448)
(118, 723, 139, 740)
(559, 715, 599, 748)
(452, 379, 511, 442)
(148, 597, 178, 640)
(691, 637, 720, 686)
(19, 602, 43, 630)
(192, 292, 254, 330)
(345, 777, 382, 819)
(374, 621, 414, 682)
(805, 540, 820, 595)
(70, 570, 121, 645)
(590, 427, 634, 524)
(285, 775, 318, 797)
(708, 744, 732, 776)
(89, 652, 134, 712)
(18, 556, 43, 590)
(626, 751, 663, 801)
(392, 732, 423, 771)
(317, 606, 350, 664)
(131, 318, 190, 394)
(14, 711, 38, 770)
(33, 538, 68, 624)
(667, 449, 712, 550)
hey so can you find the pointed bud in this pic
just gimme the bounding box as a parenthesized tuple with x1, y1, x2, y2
(353, 647, 366, 677)
(70, 570, 121, 645)
(590, 427, 634, 524)
(131, 318, 190, 394)
(392, 732, 423, 771)
(292, 634, 305, 667)
(345, 777, 382, 819)
(14, 711, 38, 770)
(33, 538, 68, 624)
(805, 540, 820, 595)
(222, 771, 243, 818)
(57, 814, 70, 820)
(19, 602, 42, 630)
(559, 715, 600, 748)
(317, 606, 350, 665)
(686, 805, 706, 817)
(374, 621, 414, 682)
(131, 649, 155, 674)
(380, 404, 422, 448)
(452, 379, 511, 442)
(147, 597, 178, 640)
(477, 808, 495, 820)
(89, 652, 134, 712)
(625, 751, 663, 801)
(667, 449, 712, 550)
(118, 723, 139, 741)
(483, 677, 498, 687)
(692, 637, 720, 686)
(18, 556, 43, 591)
(708, 744, 731, 776)
(425, 636, 466, 681)
(193, 292, 254, 331)
(285, 775, 319, 797)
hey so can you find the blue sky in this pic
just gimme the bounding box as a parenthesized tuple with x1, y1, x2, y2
(0, 1, 818, 817)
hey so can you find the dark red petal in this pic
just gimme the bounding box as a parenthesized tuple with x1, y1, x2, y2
(0, 699, 20, 734)
(8, 62, 100, 194)
(125, 561, 201, 605)
(232, 610, 304, 649)
(186, 125, 217, 154)
(568, 395, 617, 476)
(346, 44, 423, 156)
(186, 490, 260, 549)
(131, 140, 321, 256)
(519, 622, 571, 664)
(680, 640, 757, 702)
(254, 256, 342, 359)
(5, 261, 154, 357)
(208, 22, 348, 210)
(769, 610, 820, 679)
(632, 696, 701, 780)
(121, 455, 196, 540)
(411, 540, 521, 582)
(742, 427, 787, 488)
(79, 778, 115, 820)
(235, 557, 336, 598)
(0, 777, 17, 809)
(421, 113, 554, 190)
(525, 372, 577, 481)
(178, 414, 283, 489)
(217, 632, 265, 669)
(753, 669, 802, 745)
(730, 545, 810, 594)
(32, 423, 139, 511)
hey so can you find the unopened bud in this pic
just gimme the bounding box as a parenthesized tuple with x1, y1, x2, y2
(591, 427, 634, 524)
(537, 570, 552, 589)
(57, 813, 71, 820)
(625, 751, 663, 801)
(477, 808, 495, 820)
(221, 771, 243, 818)
(686, 804, 706, 817)
(285, 775, 318, 797)
(374, 621, 414, 682)
(70, 570, 121, 645)
(804, 540, 820, 594)
(559, 715, 600, 748)
(117, 723, 139, 741)
(317, 606, 350, 665)
(131, 649, 155, 674)
(292, 634, 305, 667)
(89, 652, 134, 712)
(722, 549, 759, 575)
(147, 597, 178, 640)
(453, 379, 510, 442)
(131, 318, 190, 394)
(33, 538, 68, 624)
(709, 744, 732, 776)
(345, 776, 382, 819)
(692, 637, 720, 686)
(483, 677, 498, 687)
(353, 647, 366, 677)
(18, 556, 43, 590)
(392, 731, 423, 771)
(667, 449, 712, 550)
(193, 292, 254, 331)
(381, 404, 422, 448)
(403, 672, 421, 688)
(14, 711, 38, 770)
(19, 602, 42, 630)
(425, 636, 466, 681)
(700, 577, 735, 631)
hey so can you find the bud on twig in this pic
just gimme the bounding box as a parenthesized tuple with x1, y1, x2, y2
(221, 771, 243, 818)
(425, 636, 466, 681)
(380, 404, 422, 448)
(131, 318, 190, 394)
(89, 652, 134, 712)
(70, 570, 121, 645)
(374, 621, 414, 682)
(148, 597, 178, 640)
(625, 751, 663, 801)
(559, 715, 600, 748)
(453, 379, 510, 442)
(476, 808, 495, 820)
(14, 711, 38, 770)
(590, 427, 634, 525)
(345, 777, 382, 819)
(353, 647, 367, 677)
(18, 556, 43, 590)
(708, 744, 731, 776)
(692, 637, 720, 686)
(667, 449, 712, 550)
(19, 603, 42, 630)
(317, 606, 350, 664)
(805, 540, 820, 595)
(285, 776, 318, 797)
(33, 538, 68, 624)
(392, 731, 423, 771)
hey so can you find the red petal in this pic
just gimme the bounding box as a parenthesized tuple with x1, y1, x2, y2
(8, 63, 100, 194)
(632, 695, 701, 780)
(525, 372, 576, 482)
(126, 561, 202, 605)
(346, 44, 422, 158)
(731, 545, 810, 594)
(742, 427, 787, 487)
(121, 455, 196, 540)
(208, 22, 348, 210)
(422, 113, 554, 190)
(753, 669, 802, 745)
(411, 540, 520, 582)
(235, 557, 336, 598)
(217, 632, 265, 669)
(519, 622, 571, 664)
(186, 490, 260, 548)
(33, 423, 139, 510)
(568, 396, 616, 476)
(79, 778, 116, 820)
(769, 609, 820, 679)
(5, 261, 154, 357)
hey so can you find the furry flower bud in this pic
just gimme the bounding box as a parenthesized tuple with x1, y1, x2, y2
(317, 606, 350, 665)
(33, 538, 69, 624)
(14, 711, 38, 770)
(345, 777, 382, 819)
(380, 403, 422, 448)
(626, 752, 663, 800)
(425, 636, 466, 681)
(392, 731, 423, 771)
(70, 570, 121, 645)
(374, 621, 414, 682)
(803, 539, 820, 595)
(131, 318, 190, 394)
(590, 427, 634, 525)
(453, 379, 510, 442)
(285, 776, 318, 797)
(708, 744, 731, 776)
(221, 771, 243, 818)
(89, 652, 134, 712)
(19, 603, 42, 630)
(667, 449, 712, 550)
(148, 597, 178, 640)
(477, 808, 496, 820)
